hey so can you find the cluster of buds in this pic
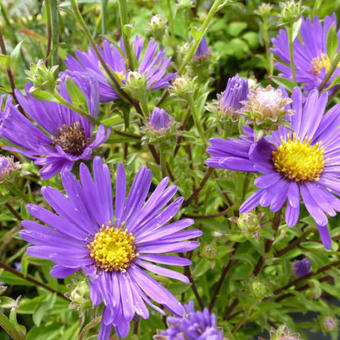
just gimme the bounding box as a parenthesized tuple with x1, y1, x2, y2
(177, 0, 194, 11)
(26, 59, 59, 92)
(240, 85, 292, 139)
(148, 15, 167, 41)
(229, 211, 264, 240)
(0, 156, 20, 184)
(292, 257, 311, 278)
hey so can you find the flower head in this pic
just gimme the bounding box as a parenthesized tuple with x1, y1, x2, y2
(293, 257, 311, 277)
(160, 301, 223, 340)
(272, 14, 340, 92)
(207, 87, 340, 249)
(217, 74, 249, 120)
(321, 316, 337, 332)
(20, 157, 202, 339)
(65, 37, 176, 102)
(0, 72, 110, 179)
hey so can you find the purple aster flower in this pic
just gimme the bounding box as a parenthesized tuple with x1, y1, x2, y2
(149, 107, 172, 133)
(293, 257, 311, 277)
(207, 87, 340, 249)
(65, 37, 176, 102)
(20, 157, 202, 339)
(217, 74, 249, 120)
(0, 72, 110, 179)
(160, 301, 223, 340)
(272, 14, 340, 92)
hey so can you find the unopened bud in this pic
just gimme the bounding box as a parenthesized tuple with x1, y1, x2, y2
(269, 324, 301, 340)
(148, 107, 172, 134)
(293, 257, 311, 278)
(279, 0, 304, 25)
(230, 211, 263, 239)
(65, 280, 90, 311)
(26, 60, 58, 92)
(255, 3, 273, 17)
(177, 0, 194, 11)
(170, 75, 196, 98)
(321, 316, 337, 332)
(149, 15, 167, 41)
(193, 36, 210, 60)
(0, 156, 20, 183)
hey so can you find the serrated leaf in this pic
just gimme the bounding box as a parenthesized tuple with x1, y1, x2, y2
(326, 24, 338, 60)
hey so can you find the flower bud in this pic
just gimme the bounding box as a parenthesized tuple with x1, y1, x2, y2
(279, 0, 304, 25)
(255, 3, 273, 17)
(149, 15, 167, 41)
(293, 257, 311, 277)
(193, 36, 210, 60)
(229, 211, 263, 239)
(177, 0, 194, 11)
(148, 107, 172, 134)
(247, 277, 271, 302)
(0, 156, 20, 183)
(217, 74, 249, 121)
(321, 316, 337, 332)
(170, 75, 196, 98)
(124, 71, 148, 101)
(65, 280, 91, 311)
(240, 85, 292, 134)
(26, 59, 59, 92)
(269, 324, 301, 340)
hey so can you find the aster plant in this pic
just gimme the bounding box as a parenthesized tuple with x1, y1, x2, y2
(3, 1, 340, 340)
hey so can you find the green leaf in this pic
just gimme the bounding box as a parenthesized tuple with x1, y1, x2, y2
(192, 258, 211, 278)
(292, 18, 302, 41)
(325, 75, 340, 91)
(227, 22, 247, 37)
(32, 293, 57, 326)
(65, 76, 88, 112)
(26, 324, 61, 340)
(271, 76, 294, 92)
(0, 54, 10, 70)
(10, 40, 24, 74)
(326, 24, 338, 60)
(17, 296, 45, 314)
(243, 32, 259, 49)
(0, 314, 24, 340)
(0, 271, 34, 287)
(0, 296, 19, 309)
(29, 90, 59, 103)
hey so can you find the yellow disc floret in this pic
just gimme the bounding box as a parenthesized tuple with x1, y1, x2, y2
(311, 54, 340, 76)
(272, 133, 328, 182)
(88, 223, 137, 272)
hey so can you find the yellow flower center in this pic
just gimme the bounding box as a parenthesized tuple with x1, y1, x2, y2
(272, 133, 327, 182)
(116, 71, 126, 80)
(88, 224, 137, 272)
(311, 53, 340, 76)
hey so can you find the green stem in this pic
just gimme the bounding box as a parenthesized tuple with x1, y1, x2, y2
(318, 50, 340, 92)
(49, 0, 59, 65)
(166, 0, 175, 40)
(118, 0, 135, 70)
(188, 93, 206, 147)
(160, 149, 167, 178)
(101, 0, 108, 34)
(287, 25, 297, 86)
